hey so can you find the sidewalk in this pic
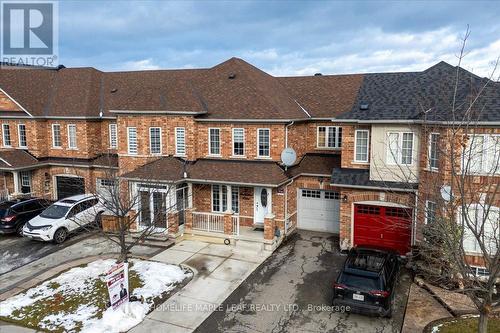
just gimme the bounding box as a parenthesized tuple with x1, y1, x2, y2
(402, 283, 451, 333)
(129, 240, 269, 332)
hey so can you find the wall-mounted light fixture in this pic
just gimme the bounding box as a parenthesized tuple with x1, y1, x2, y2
(342, 194, 348, 202)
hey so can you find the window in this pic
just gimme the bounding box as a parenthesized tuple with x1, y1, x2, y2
(463, 135, 500, 175)
(20, 171, 31, 194)
(52, 124, 61, 148)
(212, 185, 227, 212)
(127, 127, 138, 155)
(67, 124, 77, 149)
(231, 187, 239, 213)
(208, 128, 220, 155)
(461, 205, 499, 254)
(109, 123, 117, 149)
(232, 128, 245, 156)
(387, 132, 414, 165)
(2, 124, 11, 147)
(175, 127, 186, 156)
(354, 130, 369, 162)
(425, 201, 437, 224)
(149, 127, 162, 154)
(428, 133, 439, 170)
(18, 124, 27, 148)
(257, 128, 270, 157)
(301, 189, 321, 198)
(470, 266, 490, 277)
(317, 126, 342, 148)
(324, 191, 340, 200)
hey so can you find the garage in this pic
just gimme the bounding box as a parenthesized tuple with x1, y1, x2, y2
(353, 203, 412, 255)
(297, 189, 340, 233)
(56, 176, 85, 200)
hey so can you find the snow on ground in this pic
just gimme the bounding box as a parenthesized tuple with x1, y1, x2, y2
(0, 258, 191, 333)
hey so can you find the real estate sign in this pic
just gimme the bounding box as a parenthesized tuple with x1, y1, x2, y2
(106, 262, 129, 310)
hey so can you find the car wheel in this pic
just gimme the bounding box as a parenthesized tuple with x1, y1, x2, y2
(53, 228, 68, 244)
(16, 223, 25, 236)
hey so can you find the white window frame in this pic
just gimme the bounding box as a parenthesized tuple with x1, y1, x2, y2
(149, 127, 162, 155)
(127, 127, 138, 155)
(175, 127, 186, 156)
(354, 129, 369, 163)
(232, 128, 245, 157)
(208, 128, 221, 156)
(317, 126, 342, 149)
(2, 123, 11, 147)
(18, 123, 27, 148)
(462, 134, 500, 175)
(459, 204, 499, 255)
(109, 123, 117, 149)
(67, 124, 77, 149)
(425, 200, 437, 224)
(386, 131, 414, 166)
(211, 184, 227, 213)
(257, 128, 270, 158)
(428, 133, 439, 171)
(52, 124, 62, 148)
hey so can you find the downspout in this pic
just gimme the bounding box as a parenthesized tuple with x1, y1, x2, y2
(412, 190, 419, 249)
(284, 121, 295, 235)
(285, 121, 294, 149)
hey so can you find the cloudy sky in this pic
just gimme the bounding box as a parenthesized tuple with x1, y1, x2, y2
(59, 1, 500, 77)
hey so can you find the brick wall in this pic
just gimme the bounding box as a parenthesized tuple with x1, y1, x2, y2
(340, 124, 371, 169)
(0, 90, 21, 111)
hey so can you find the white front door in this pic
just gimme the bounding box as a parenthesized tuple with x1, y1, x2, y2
(254, 187, 271, 225)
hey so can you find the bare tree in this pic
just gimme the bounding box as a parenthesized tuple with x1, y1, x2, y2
(64, 155, 190, 263)
(372, 28, 499, 332)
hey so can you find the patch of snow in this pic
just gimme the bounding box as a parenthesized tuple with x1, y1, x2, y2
(431, 323, 443, 333)
(0, 258, 190, 333)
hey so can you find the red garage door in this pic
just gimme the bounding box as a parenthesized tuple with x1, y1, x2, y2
(353, 204, 412, 255)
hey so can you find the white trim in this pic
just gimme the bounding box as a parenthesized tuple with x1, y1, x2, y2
(0, 87, 33, 117)
(2, 123, 11, 147)
(175, 127, 186, 156)
(428, 132, 440, 171)
(17, 123, 27, 148)
(208, 127, 221, 156)
(127, 127, 138, 155)
(232, 128, 245, 157)
(52, 123, 62, 148)
(353, 200, 411, 208)
(149, 127, 162, 155)
(425, 200, 437, 224)
(462, 134, 500, 176)
(67, 124, 78, 149)
(257, 128, 270, 157)
(109, 123, 117, 149)
(354, 129, 370, 163)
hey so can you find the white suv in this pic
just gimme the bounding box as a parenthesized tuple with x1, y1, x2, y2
(23, 194, 104, 244)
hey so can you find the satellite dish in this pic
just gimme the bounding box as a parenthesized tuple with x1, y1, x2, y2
(440, 185, 452, 202)
(281, 148, 297, 167)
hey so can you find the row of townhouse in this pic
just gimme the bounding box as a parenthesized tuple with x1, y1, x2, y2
(0, 58, 498, 268)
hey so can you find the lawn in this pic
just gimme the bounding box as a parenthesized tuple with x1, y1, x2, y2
(431, 316, 500, 333)
(0, 259, 192, 333)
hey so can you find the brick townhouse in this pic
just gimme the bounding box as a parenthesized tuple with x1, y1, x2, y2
(0, 58, 498, 267)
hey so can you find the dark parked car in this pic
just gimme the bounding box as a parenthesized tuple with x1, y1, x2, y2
(332, 246, 400, 317)
(0, 198, 53, 236)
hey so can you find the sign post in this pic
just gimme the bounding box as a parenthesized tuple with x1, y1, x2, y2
(106, 262, 129, 310)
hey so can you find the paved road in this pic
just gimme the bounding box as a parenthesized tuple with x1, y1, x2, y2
(195, 230, 411, 333)
(0, 232, 91, 275)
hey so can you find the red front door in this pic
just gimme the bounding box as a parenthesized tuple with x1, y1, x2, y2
(353, 204, 412, 255)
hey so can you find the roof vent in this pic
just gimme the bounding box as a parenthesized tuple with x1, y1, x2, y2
(110, 88, 118, 93)
(360, 103, 369, 110)
(314, 73, 322, 76)
(228, 73, 236, 79)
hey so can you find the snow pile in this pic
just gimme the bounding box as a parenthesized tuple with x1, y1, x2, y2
(0, 259, 190, 333)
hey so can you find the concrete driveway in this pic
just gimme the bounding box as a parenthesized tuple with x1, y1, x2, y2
(195, 230, 411, 333)
(0, 232, 91, 275)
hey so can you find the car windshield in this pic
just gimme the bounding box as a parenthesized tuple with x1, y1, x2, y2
(0, 208, 9, 218)
(340, 273, 382, 291)
(40, 205, 70, 219)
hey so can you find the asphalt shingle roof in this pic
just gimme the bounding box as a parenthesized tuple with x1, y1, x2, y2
(331, 168, 417, 191)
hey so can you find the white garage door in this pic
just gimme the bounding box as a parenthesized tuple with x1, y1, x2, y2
(298, 189, 340, 233)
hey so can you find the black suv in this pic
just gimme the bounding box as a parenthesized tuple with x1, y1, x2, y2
(332, 246, 400, 317)
(0, 198, 53, 236)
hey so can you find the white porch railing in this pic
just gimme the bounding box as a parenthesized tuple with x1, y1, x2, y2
(192, 212, 224, 233)
(232, 215, 240, 235)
